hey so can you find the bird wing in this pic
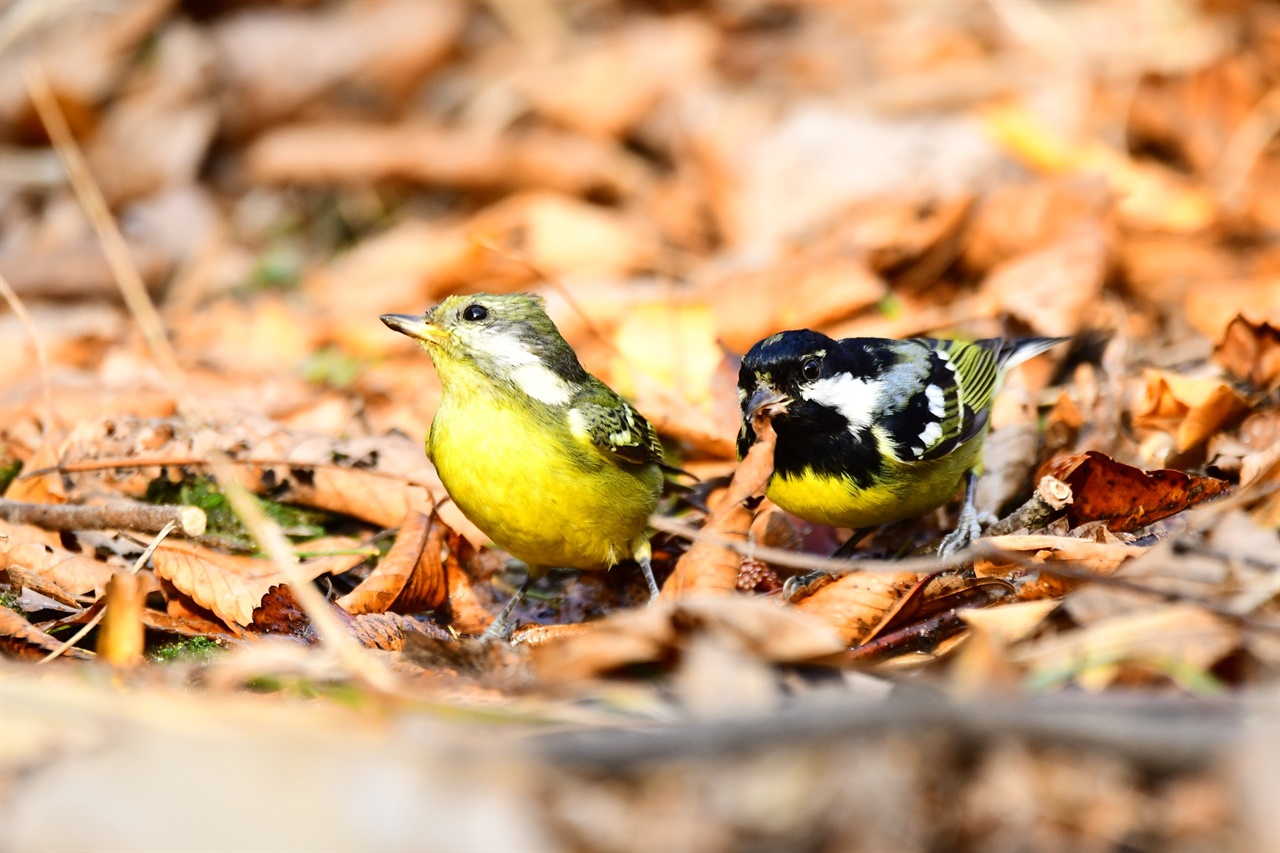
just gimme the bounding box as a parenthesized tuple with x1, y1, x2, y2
(569, 381, 665, 467)
(875, 338, 1002, 463)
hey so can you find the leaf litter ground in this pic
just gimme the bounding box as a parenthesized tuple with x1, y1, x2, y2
(1, 1, 1279, 850)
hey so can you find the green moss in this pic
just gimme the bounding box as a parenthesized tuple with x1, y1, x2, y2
(0, 591, 23, 613)
(0, 458, 22, 496)
(144, 476, 333, 551)
(147, 636, 222, 664)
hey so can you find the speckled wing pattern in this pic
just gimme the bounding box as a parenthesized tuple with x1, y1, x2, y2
(570, 381, 664, 467)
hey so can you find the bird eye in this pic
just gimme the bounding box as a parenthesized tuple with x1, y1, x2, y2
(801, 357, 821, 381)
(462, 304, 488, 322)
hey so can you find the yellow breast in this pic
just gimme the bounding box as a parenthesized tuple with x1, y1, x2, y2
(766, 440, 983, 529)
(428, 387, 662, 572)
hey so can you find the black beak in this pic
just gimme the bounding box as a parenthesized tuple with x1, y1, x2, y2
(746, 385, 791, 421)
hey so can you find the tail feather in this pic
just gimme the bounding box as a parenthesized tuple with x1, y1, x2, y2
(995, 336, 1071, 374)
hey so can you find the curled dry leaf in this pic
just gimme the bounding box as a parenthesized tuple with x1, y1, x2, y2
(3, 564, 81, 609)
(1134, 369, 1250, 453)
(976, 533, 1149, 602)
(531, 596, 846, 684)
(794, 570, 929, 648)
(0, 605, 92, 661)
(1213, 315, 1280, 391)
(861, 571, 1016, 646)
(336, 510, 449, 616)
(1039, 451, 1228, 533)
(0, 519, 116, 596)
(661, 410, 777, 599)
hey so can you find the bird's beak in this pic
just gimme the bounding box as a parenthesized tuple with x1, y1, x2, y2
(380, 313, 447, 346)
(746, 385, 791, 421)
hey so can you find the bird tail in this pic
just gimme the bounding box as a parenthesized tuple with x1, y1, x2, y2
(995, 336, 1071, 374)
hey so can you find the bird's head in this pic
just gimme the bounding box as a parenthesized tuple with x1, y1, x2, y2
(381, 293, 587, 404)
(736, 329, 884, 458)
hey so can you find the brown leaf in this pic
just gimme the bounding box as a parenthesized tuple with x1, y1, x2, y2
(0, 605, 92, 661)
(793, 571, 924, 647)
(862, 571, 1016, 645)
(0, 519, 116, 596)
(141, 607, 238, 640)
(97, 572, 146, 668)
(531, 596, 846, 684)
(151, 542, 342, 629)
(336, 511, 448, 615)
(1040, 451, 1229, 533)
(1214, 315, 1280, 391)
(348, 612, 450, 651)
(3, 564, 81, 609)
(662, 412, 777, 599)
(1133, 370, 1250, 453)
(250, 584, 316, 643)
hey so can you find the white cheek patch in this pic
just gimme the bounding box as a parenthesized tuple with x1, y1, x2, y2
(511, 362, 572, 405)
(478, 332, 573, 405)
(801, 375, 881, 432)
(925, 384, 946, 417)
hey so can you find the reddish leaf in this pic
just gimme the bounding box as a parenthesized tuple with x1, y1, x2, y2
(1040, 451, 1229, 532)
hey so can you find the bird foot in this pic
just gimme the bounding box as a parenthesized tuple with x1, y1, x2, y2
(938, 505, 983, 558)
(782, 570, 836, 603)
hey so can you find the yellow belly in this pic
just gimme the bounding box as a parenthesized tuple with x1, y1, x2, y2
(429, 393, 662, 572)
(766, 442, 981, 529)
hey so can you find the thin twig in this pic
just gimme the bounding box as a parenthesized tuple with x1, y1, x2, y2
(649, 514, 978, 575)
(36, 520, 177, 664)
(0, 271, 56, 444)
(0, 498, 206, 537)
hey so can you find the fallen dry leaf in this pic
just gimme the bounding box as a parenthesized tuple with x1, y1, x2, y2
(0, 605, 92, 661)
(1213, 315, 1280, 391)
(152, 542, 352, 629)
(661, 412, 777, 599)
(0, 519, 117, 596)
(1040, 451, 1228, 533)
(794, 570, 921, 648)
(336, 510, 449, 616)
(532, 596, 846, 684)
(348, 612, 450, 651)
(1134, 369, 1250, 453)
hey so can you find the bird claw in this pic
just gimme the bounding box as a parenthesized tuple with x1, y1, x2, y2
(938, 506, 983, 558)
(782, 570, 836, 603)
